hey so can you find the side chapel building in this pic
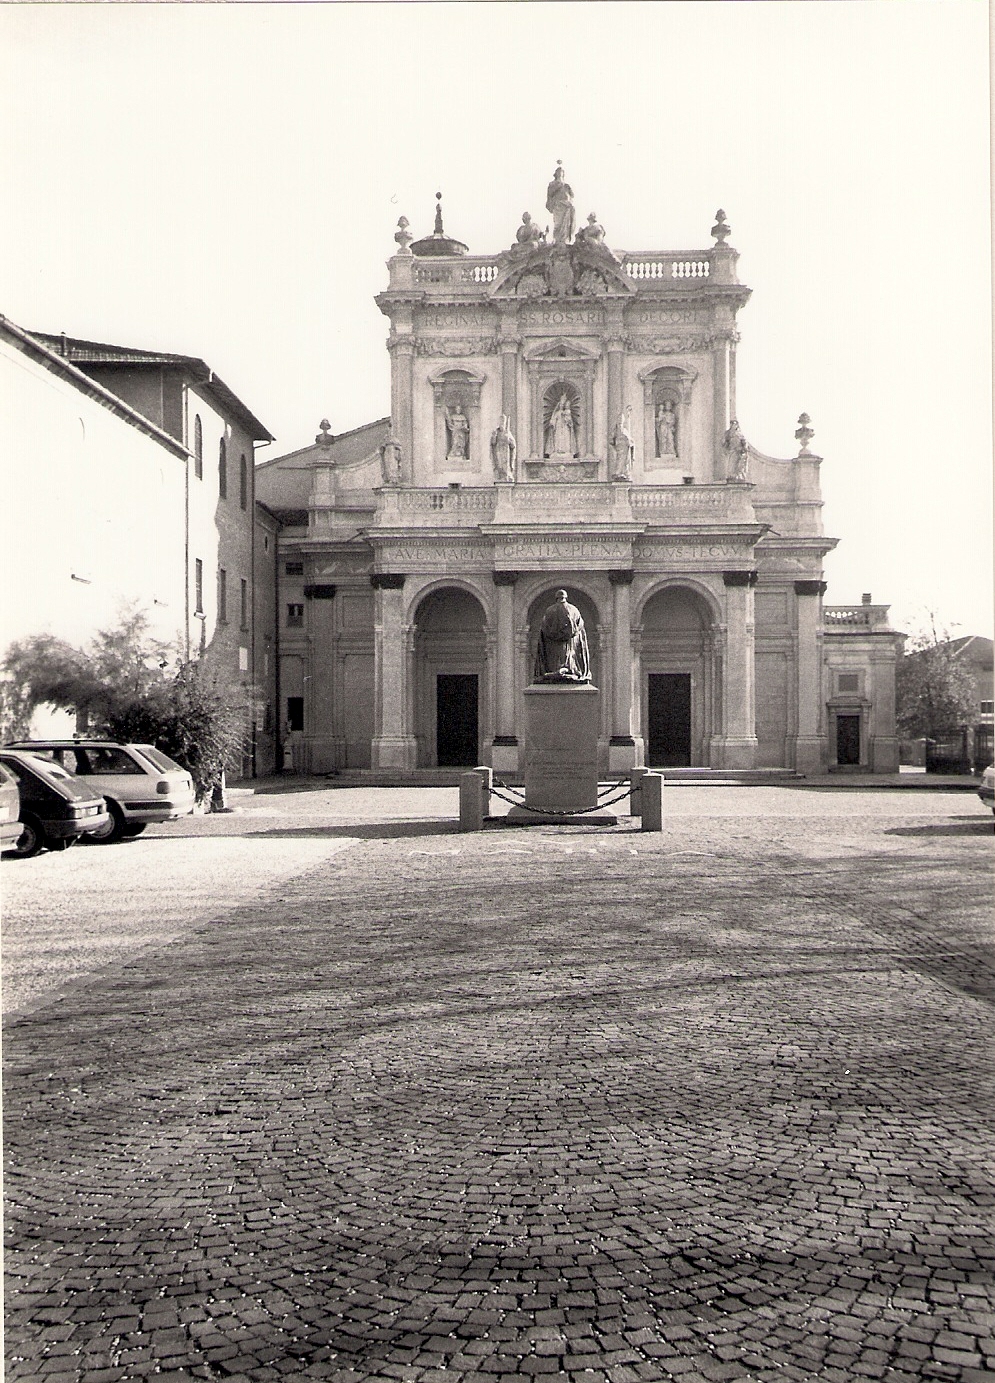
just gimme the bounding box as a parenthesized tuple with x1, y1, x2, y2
(257, 174, 902, 777)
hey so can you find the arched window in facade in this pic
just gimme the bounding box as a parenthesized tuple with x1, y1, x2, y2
(219, 438, 228, 499)
(239, 454, 248, 510)
(193, 415, 203, 480)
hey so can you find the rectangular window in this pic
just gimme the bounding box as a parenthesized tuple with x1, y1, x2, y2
(240, 577, 248, 629)
(287, 603, 304, 628)
(195, 558, 203, 614)
(240, 455, 248, 510)
(285, 561, 304, 576)
(286, 696, 304, 732)
(981, 701, 994, 715)
(218, 568, 227, 623)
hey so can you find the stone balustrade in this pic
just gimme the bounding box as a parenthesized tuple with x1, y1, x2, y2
(387, 247, 738, 292)
(823, 604, 892, 629)
(622, 254, 711, 280)
(374, 487, 498, 527)
(630, 484, 754, 523)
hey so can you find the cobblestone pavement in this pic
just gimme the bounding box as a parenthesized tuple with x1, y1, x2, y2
(3, 788, 994, 1382)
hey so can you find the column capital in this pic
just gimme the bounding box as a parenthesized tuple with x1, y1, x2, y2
(794, 579, 827, 596)
(608, 569, 635, 587)
(370, 573, 406, 590)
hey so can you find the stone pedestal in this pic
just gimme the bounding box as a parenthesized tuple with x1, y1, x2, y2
(519, 683, 600, 812)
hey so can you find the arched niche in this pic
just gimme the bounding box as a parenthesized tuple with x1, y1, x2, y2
(639, 364, 696, 473)
(428, 367, 486, 473)
(525, 585, 602, 690)
(638, 583, 718, 766)
(413, 585, 488, 767)
(523, 341, 598, 472)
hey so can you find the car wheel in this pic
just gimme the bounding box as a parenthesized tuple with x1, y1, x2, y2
(122, 823, 147, 838)
(13, 815, 45, 858)
(86, 801, 126, 845)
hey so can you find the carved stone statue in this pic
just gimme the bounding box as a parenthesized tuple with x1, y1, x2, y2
(611, 408, 634, 480)
(655, 400, 678, 458)
(533, 590, 591, 684)
(490, 414, 517, 481)
(445, 403, 469, 461)
(724, 418, 749, 481)
(546, 392, 577, 458)
(545, 162, 576, 246)
(379, 431, 402, 484)
(515, 212, 544, 248)
(578, 212, 606, 245)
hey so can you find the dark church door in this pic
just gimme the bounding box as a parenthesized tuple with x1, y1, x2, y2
(436, 674, 479, 766)
(836, 714, 861, 766)
(647, 673, 692, 766)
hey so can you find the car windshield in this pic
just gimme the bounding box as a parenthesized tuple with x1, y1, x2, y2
(134, 745, 185, 772)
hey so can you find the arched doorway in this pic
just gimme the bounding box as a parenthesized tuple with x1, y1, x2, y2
(414, 587, 487, 767)
(525, 586, 601, 690)
(640, 586, 717, 766)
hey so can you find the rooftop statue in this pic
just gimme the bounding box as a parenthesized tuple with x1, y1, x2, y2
(490, 414, 517, 482)
(515, 212, 545, 248)
(533, 590, 591, 684)
(546, 162, 576, 246)
(724, 418, 749, 482)
(577, 212, 606, 246)
(611, 408, 634, 480)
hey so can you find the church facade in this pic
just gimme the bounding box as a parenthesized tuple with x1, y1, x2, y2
(256, 175, 901, 776)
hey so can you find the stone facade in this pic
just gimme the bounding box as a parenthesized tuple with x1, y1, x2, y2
(256, 181, 902, 775)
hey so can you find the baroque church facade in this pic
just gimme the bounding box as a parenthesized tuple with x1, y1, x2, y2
(256, 172, 902, 777)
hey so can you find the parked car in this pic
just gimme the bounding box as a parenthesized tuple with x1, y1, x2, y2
(5, 740, 195, 844)
(0, 750, 110, 857)
(978, 763, 995, 813)
(0, 759, 22, 850)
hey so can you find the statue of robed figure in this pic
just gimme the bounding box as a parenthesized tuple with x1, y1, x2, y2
(533, 590, 591, 684)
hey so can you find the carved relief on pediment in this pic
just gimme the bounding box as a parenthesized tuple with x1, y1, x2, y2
(415, 337, 498, 356)
(491, 240, 634, 300)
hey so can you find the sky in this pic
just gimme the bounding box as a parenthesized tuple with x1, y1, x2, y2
(2, 0, 992, 639)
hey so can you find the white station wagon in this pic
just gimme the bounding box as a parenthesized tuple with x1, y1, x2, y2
(6, 739, 195, 843)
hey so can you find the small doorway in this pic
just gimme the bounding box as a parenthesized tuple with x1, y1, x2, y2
(836, 714, 861, 766)
(436, 674, 479, 766)
(648, 673, 692, 766)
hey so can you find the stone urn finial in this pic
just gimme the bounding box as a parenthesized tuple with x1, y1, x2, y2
(316, 418, 334, 446)
(794, 412, 815, 456)
(711, 209, 731, 244)
(394, 216, 412, 254)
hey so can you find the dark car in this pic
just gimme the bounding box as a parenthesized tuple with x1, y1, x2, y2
(0, 759, 21, 850)
(0, 750, 110, 858)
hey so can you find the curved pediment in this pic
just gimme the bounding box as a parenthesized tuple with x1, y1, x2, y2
(490, 240, 635, 301)
(522, 338, 600, 362)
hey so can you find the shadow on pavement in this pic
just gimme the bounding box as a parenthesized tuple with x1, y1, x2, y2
(885, 820, 994, 837)
(145, 820, 463, 841)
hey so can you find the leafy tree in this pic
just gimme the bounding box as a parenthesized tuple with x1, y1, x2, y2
(2, 608, 247, 803)
(896, 617, 976, 739)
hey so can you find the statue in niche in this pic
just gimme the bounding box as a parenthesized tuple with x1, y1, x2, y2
(515, 212, 544, 248)
(546, 162, 576, 245)
(379, 430, 402, 485)
(533, 590, 591, 684)
(577, 212, 606, 246)
(545, 392, 577, 459)
(655, 400, 678, 458)
(724, 418, 749, 481)
(445, 402, 470, 461)
(611, 408, 634, 480)
(490, 414, 517, 482)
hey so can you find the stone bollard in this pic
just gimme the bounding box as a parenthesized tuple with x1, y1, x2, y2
(459, 767, 492, 832)
(640, 772, 663, 832)
(629, 765, 649, 818)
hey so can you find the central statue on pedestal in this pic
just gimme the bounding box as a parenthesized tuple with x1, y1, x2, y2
(533, 590, 591, 683)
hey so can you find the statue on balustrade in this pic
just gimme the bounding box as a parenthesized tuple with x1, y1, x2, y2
(611, 408, 634, 480)
(445, 402, 470, 461)
(490, 414, 517, 482)
(379, 430, 402, 485)
(577, 212, 606, 246)
(533, 590, 591, 684)
(546, 162, 576, 246)
(514, 212, 545, 249)
(724, 418, 749, 481)
(655, 400, 678, 458)
(546, 391, 577, 458)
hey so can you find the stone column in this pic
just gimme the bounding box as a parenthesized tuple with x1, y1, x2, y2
(371, 574, 417, 769)
(712, 340, 730, 483)
(499, 339, 519, 436)
(491, 571, 519, 773)
(715, 571, 758, 768)
(608, 570, 643, 773)
(606, 336, 624, 464)
(793, 580, 826, 774)
(389, 338, 416, 484)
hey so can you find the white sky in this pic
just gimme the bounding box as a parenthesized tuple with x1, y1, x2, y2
(2, 0, 992, 638)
